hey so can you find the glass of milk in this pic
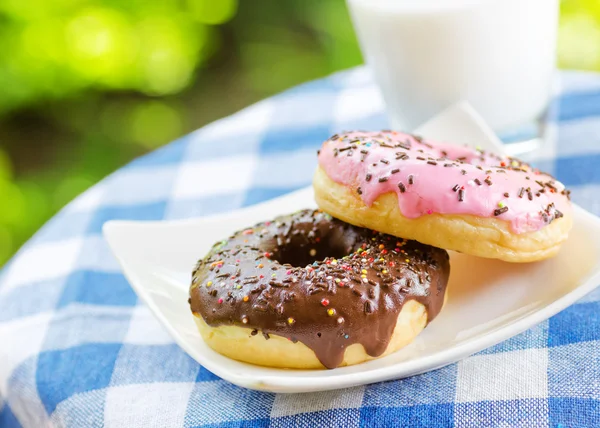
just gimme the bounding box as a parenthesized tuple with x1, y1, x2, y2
(347, 0, 559, 147)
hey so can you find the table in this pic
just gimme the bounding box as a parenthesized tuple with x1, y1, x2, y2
(2, 67, 600, 427)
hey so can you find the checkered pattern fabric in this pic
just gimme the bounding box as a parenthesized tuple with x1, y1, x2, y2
(2, 67, 600, 427)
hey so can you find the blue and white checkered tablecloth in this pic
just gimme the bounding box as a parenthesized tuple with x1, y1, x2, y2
(2, 67, 600, 427)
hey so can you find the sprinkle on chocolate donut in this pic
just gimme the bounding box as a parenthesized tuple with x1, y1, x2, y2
(189, 209, 449, 369)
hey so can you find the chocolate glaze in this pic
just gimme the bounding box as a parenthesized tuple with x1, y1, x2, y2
(189, 210, 450, 369)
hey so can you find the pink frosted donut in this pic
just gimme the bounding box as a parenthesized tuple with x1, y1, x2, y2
(313, 131, 573, 262)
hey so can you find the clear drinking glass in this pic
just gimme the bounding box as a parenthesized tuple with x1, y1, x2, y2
(346, 0, 559, 153)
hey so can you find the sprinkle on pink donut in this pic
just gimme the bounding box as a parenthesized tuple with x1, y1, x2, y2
(318, 131, 571, 234)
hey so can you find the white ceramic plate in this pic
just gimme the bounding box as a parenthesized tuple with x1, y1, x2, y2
(104, 104, 600, 393)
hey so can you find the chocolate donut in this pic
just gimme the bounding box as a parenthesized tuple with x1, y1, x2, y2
(189, 209, 449, 369)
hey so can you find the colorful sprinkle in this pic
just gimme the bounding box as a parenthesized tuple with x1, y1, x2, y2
(321, 298, 330, 306)
(494, 206, 509, 216)
(327, 308, 336, 316)
(287, 317, 295, 325)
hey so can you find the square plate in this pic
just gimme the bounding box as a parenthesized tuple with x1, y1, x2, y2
(104, 103, 600, 393)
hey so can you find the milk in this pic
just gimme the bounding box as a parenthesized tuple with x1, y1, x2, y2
(347, 0, 559, 133)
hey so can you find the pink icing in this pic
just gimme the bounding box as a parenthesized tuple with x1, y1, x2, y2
(318, 131, 571, 234)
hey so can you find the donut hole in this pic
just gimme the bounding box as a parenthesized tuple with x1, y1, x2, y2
(273, 241, 350, 267)
(270, 228, 356, 267)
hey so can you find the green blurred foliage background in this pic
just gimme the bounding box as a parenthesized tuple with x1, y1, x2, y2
(0, 0, 597, 266)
